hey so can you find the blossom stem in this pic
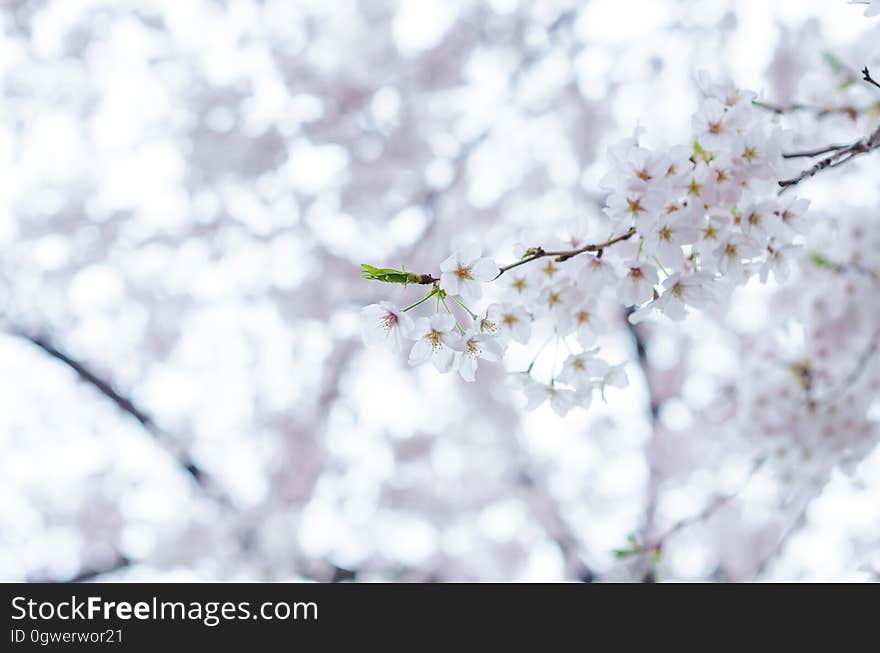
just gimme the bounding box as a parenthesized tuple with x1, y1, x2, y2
(493, 227, 638, 280)
(525, 333, 556, 374)
(652, 256, 670, 278)
(440, 295, 466, 335)
(449, 295, 478, 320)
(401, 288, 439, 312)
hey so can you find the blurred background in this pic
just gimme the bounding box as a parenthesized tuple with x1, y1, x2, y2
(1, 0, 879, 582)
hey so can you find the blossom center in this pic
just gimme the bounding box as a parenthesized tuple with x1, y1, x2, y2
(626, 198, 643, 215)
(381, 312, 399, 332)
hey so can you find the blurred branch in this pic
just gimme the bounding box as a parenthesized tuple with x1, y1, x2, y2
(10, 328, 225, 500)
(815, 326, 880, 407)
(753, 495, 813, 580)
(624, 313, 661, 582)
(62, 555, 132, 583)
(399, 5, 583, 257)
(753, 100, 878, 120)
(517, 468, 597, 582)
(646, 457, 765, 551)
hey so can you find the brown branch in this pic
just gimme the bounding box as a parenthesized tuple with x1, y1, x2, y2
(777, 66, 880, 192)
(782, 144, 850, 159)
(493, 227, 638, 279)
(778, 124, 880, 192)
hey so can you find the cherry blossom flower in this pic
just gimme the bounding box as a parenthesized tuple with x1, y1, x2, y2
(500, 267, 541, 302)
(557, 351, 608, 393)
(408, 314, 462, 372)
(604, 188, 664, 229)
(618, 261, 659, 306)
(570, 300, 604, 347)
(642, 210, 702, 268)
(537, 283, 579, 333)
(361, 301, 415, 352)
(455, 328, 504, 382)
(655, 272, 716, 320)
(482, 303, 531, 344)
(523, 381, 578, 417)
(714, 233, 761, 277)
(439, 245, 498, 301)
(577, 255, 619, 293)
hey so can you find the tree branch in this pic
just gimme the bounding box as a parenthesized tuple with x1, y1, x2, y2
(778, 124, 880, 192)
(862, 66, 880, 92)
(10, 328, 220, 494)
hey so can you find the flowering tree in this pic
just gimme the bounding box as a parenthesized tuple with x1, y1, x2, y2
(2, 1, 880, 583)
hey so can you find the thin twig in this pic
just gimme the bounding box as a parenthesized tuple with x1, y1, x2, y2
(862, 67, 880, 92)
(782, 144, 849, 159)
(815, 327, 880, 407)
(646, 457, 765, 550)
(493, 227, 638, 279)
(778, 124, 880, 192)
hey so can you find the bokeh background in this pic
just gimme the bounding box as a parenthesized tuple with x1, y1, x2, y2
(1, 0, 879, 582)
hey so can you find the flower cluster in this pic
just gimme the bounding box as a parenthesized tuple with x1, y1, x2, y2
(602, 75, 811, 326)
(736, 210, 880, 492)
(360, 235, 630, 415)
(361, 75, 818, 415)
(361, 246, 506, 383)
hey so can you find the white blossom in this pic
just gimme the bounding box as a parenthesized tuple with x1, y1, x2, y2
(618, 261, 659, 306)
(439, 245, 499, 301)
(408, 314, 462, 372)
(361, 301, 415, 352)
(523, 381, 578, 417)
(455, 328, 504, 382)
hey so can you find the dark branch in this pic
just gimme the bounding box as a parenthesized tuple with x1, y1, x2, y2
(778, 124, 880, 192)
(56, 555, 132, 583)
(493, 227, 638, 279)
(11, 328, 214, 490)
(862, 67, 880, 92)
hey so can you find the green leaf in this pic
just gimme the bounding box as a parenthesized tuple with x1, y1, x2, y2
(808, 253, 831, 269)
(612, 534, 643, 559)
(360, 264, 420, 286)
